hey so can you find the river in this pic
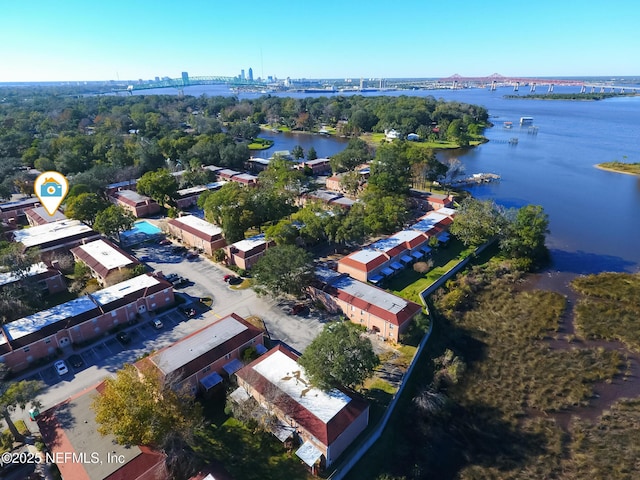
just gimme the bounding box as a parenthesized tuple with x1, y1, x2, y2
(129, 84, 640, 274)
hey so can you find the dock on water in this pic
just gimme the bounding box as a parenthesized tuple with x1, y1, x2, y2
(448, 173, 501, 187)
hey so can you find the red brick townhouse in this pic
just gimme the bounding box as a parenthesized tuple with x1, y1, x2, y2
(24, 206, 67, 226)
(235, 345, 369, 472)
(109, 189, 161, 218)
(0, 273, 174, 372)
(309, 268, 422, 342)
(224, 234, 275, 270)
(71, 238, 140, 285)
(166, 215, 226, 255)
(0, 197, 40, 226)
(138, 313, 265, 396)
(11, 219, 101, 254)
(0, 262, 66, 296)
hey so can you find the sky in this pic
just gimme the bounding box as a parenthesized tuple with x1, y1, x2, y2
(1, 0, 638, 82)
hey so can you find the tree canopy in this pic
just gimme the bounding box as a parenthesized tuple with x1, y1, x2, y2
(136, 168, 179, 207)
(92, 363, 202, 447)
(252, 245, 314, 298)
(299, 322, 380, 390)
(94, 205, 135, 242)
(64, 192, 109, 226)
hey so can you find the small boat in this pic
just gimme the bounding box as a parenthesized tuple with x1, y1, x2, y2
(520, 116, 534, 125)
(503, 121, 513, 129)
(508, 137, 518, 145)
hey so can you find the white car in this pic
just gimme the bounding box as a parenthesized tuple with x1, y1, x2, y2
(153, 318, 163, 329)
(54, 360, 69, 376)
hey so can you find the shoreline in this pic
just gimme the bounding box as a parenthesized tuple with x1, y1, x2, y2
(594, 164, 640, 176)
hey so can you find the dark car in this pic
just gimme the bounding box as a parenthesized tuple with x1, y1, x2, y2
(67, 354, 84, 369)
(228, 276, 243, 285)
(165, 273, 179, 282)
(180, 306, 197, 318)
(116, 331, 132, 345)
(186, 252, 198, 260)
(158, 239, 172, 245)
(171, 246, 187, 254)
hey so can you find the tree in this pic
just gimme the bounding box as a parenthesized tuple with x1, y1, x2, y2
(367, 142, 411, 196)
(299, 322, 379, 390)
(94, 205, 135, 242)
(252, 245, 314, 298)
(307, 146, 318, 161)
(500, 204, 550, 267)
(450, 198, 508, 246)
(265, 219, 299, 246)
(291, 145, 304, 160)
(339, 171, 363, 197)
(64, 192, 108, 226)
(330, 138, 372, 173)
(136, 168, 179, 208)
(0, 365, 43, 442)
(92, 364, 202, 447)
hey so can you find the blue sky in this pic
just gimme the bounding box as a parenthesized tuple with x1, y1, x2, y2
(1, 0, 638, 82)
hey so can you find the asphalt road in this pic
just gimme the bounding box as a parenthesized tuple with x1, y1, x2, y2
(11, 240, 329, 423)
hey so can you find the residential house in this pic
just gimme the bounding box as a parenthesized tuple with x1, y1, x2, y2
(11, 219, 101, 254)
(224, 234, 274, 270)
(0, 262, 66, 295)
(0, 197, 40, 226)
(235, 345, 369, 472)
(166, 215, 226, 255)
(105, 179, 137, 196)
(24, 206, 67, 226)
(70, 238, 140, 285)
(174, 182, 226, 209)
(0, 274, 173, 372)
(295, 158, 331, 175)
(310, 268, 422, 342)
(409, 189, 455, 211)
(139, 313, 265, 395)
(37, 386, 167, 480)
(109, 190, 161, 218)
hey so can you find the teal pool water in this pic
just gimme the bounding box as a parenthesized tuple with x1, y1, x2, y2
(121, 220, 161, 244)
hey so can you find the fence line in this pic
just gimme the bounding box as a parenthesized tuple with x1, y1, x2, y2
(327, 240, 493, 479)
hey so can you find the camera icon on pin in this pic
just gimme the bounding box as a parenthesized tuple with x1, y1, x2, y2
(41, 179, 63, 197)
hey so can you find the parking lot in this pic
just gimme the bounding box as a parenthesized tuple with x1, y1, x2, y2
(23, 309, 187, 387)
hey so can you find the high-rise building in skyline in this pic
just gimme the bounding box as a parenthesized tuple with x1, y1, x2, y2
(248, 67, 253, 82)
(181, 71, 189, 85)
(241, 69, 245, 81)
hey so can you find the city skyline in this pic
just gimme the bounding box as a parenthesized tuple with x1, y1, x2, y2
(1, 0, 638, 83)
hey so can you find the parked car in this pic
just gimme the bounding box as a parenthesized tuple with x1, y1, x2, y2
(67, 354, 84, 369)
(116, 331, 132, 344)
(186, 252, 198, 260)
(153, 318, 163, 329)
(179, 306, 196, 318)
(170, 276, 188, 287)
(158, 238, 172, 245)
(171, 246, 187, 254)
(165, 273, 179, 282)
(54, 360, 69, 376)
(223, 274, 233, 282)
(228, 276, 243, 285)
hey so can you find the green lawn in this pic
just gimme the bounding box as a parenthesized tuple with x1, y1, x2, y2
(194, 417, 311, 480)
(386, 239, 475, 304)
(248, 137, 274, 150)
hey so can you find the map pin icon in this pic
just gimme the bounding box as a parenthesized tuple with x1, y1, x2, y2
(34, 171, 69, 216)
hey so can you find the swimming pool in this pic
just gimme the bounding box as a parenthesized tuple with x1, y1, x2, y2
(121, 220, 162, 244)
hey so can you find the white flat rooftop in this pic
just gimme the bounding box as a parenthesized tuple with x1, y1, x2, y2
(332, 274, 410, 316)
(390, 229, 427, 244)
(113, 189, 149, 203)
(3, 274, 160, 342)
(436, 207, 457, 217)
(232, 234, 266, 253)
(370, 236, 403, 253)
(12, 220, 95, 247)
(174, 215, 223, 237)
(0, 262, 49, 287)
(152, 315, 248, 375)
(253, 349, 351, 423)
(74, 239, 135, 270)
(347, 248, 387, 265)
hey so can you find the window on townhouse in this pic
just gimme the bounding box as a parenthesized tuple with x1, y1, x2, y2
(225, 354, 231, 360)
(202, 366, 211, 373)
(45, 338, 51, 344)
(23, 346, 30, 353)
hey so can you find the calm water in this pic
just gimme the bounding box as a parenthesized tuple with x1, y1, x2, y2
(130, 85, 640, 274)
